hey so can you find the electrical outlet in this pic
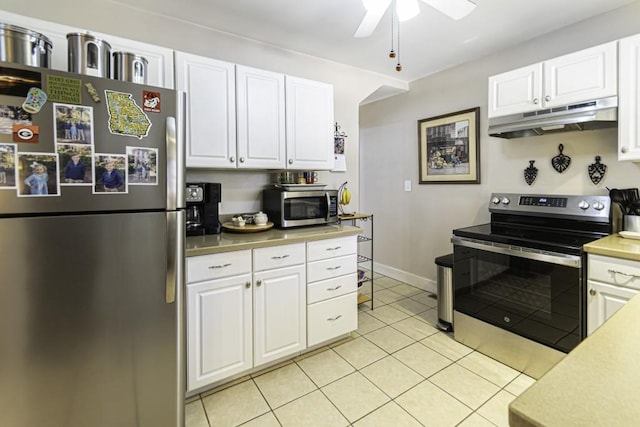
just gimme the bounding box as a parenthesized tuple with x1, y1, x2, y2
(404, 180, 412, 192)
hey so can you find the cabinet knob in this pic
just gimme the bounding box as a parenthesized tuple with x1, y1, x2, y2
(621, 147, 628, 154)
(229, 156, 235, 163)
(590, 288, 596, 296)
(239, 157, 245, 163)
(245, 282, 251, 288)
(256, 280, 262, 287)
(545, 95, 551, 102)
(288, 159, 294, 165)
(533, 98, 539, 105)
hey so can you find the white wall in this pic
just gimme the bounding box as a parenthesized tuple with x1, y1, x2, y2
(0, 0, 407, 217)
(360, 2, 640, 291)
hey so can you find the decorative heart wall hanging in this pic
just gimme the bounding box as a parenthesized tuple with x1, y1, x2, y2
(588, 155, 607, 185)
(524, 160, 538, 186)
(551, 144, 571, 173)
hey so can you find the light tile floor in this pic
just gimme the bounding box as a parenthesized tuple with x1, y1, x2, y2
(186, 273, 536, 427)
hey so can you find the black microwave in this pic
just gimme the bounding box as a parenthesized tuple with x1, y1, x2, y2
(263, 188, 339, 228)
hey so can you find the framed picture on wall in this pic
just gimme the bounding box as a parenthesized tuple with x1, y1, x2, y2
(418, 107, 480, 184)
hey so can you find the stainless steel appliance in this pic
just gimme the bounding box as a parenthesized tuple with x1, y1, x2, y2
(263, 187, 339, 228)
(67, 32, 112, 78)
(0, 62, 185, 426)
(451, 193, 610, 378)
(113, 51, 148, 84)
(0, 23, 52, 68)
(186, 182, 221, 236)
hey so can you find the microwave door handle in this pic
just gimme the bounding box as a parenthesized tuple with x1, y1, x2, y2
(325, 192, 331, 222)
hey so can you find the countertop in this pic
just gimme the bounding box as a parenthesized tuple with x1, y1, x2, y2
(186, 224, 362, 257)
(508, 291, 640, 426)
(583, 233, 640, 261)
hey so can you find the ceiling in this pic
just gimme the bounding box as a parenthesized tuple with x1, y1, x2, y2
(113, 0, 637, 82)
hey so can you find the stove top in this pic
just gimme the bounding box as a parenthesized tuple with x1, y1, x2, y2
(453, 193, 612, 255)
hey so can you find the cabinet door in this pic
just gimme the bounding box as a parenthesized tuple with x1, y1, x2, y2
(587, 280, 639, 336)
(619, 33, 640, 161)
(253, 264, 306, 367)
(175, 52, 237, 168)
(236, 65, 286, 169)
(488, 63, 542, 118)
(186, 274, 252, 391)
(544, 41, 617, 108)
(285, 76, 334, 170)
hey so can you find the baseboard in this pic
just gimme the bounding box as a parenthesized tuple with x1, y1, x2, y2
(373, 262, 437, 294)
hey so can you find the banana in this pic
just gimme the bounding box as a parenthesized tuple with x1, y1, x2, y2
(341, 187, 351, 205)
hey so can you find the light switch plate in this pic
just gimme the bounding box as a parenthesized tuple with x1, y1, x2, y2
(404, 180, 412, 192)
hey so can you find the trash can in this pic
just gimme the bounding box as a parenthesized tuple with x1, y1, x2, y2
(435, 253, 454, 332)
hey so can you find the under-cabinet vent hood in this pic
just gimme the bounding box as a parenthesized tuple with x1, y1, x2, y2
(488, 96, 617, 139)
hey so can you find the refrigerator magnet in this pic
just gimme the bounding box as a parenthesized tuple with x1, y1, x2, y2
(0, 143, 17, 189)
(16, 152, 60, 197)
(104, 90, 151, 140)
(12, 124, 39, 143)
(142, 91, 161, 113)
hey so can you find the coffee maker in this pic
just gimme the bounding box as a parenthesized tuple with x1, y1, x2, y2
(186, 182, 222, 236)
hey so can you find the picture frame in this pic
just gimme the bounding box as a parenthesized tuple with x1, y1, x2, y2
(418, 107, 480, 184)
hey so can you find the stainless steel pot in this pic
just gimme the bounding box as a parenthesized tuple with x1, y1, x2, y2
(0, 23, 52, 68)
(112, 51, 148, 84)
(67, 32, 111, 78)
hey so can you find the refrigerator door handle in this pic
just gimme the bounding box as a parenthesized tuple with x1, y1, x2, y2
(166, 210, 185, 304)
(166, 91, 186, 211)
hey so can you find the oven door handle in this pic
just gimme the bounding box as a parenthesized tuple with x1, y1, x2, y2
(451, 236, 581, 268)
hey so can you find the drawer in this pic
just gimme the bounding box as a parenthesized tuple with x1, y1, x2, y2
(307, 254, 357, 283)
(253, 243, 305, 272)
(307, 273, 357, 304)
(588, 254, 640, 290)
(187, 250, 252, 283)
(307, 236, 357, 262)
(308, 292, 357, 347)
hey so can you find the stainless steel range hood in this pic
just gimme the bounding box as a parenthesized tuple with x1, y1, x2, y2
(488, 96, 617, 139)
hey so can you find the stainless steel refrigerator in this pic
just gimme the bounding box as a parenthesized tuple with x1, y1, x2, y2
(0, 62, 185, 426)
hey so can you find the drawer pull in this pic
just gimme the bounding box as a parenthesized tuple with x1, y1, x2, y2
(208, 263, 232, 269)
(607, 269, 640, 280)
(327, 315, 342, 322)
(326, 266, 342, 271)
(327, 285, 343, 291)
(326, 246, 342, 251)
(271, 254, 290, 260)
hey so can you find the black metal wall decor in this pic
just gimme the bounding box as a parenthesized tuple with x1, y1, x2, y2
(588, 155, 607, 185)
(524, 160, 538, 185)
(551, 144, 571, 173)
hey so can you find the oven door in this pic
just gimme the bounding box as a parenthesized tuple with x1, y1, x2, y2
(452, 236, 583, 353)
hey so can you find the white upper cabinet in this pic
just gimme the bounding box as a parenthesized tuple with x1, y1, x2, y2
(175, 52, 237, 169)
(285, 76, 335, 170)
(236, 65, 286, 169)
(618, 33, 640, 161)
(488, 42, 617, 118)
(1, 11, 174, 88)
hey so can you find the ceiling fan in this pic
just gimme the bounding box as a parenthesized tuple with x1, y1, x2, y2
(354, 0, 476, 38)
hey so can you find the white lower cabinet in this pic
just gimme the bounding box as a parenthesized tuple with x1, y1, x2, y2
(186, 251, 252, 391)
(253, 244, 306, 367)
(306, 236, 358, 347)
(587, 254, 640, 335)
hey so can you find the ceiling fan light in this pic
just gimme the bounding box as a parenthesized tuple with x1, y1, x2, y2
(396, 0, 420, 21)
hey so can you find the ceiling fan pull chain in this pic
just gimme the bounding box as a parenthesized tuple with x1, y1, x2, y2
(389, 2, 396, 58)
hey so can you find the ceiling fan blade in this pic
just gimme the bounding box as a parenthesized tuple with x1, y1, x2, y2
(420, 0, 476, 20)
(354, 0, 392, 38)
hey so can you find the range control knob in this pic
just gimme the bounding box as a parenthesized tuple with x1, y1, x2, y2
(578, 200, 590, 210)
(501, 197, 510, 205)
(491, 196, 501, 205)
(593, 202, 605, 211)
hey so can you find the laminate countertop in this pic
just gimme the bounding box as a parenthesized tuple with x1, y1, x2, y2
(186, 224, 362, 257)
(583, 233, 640, 261)
(508, 233, 640, 426)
